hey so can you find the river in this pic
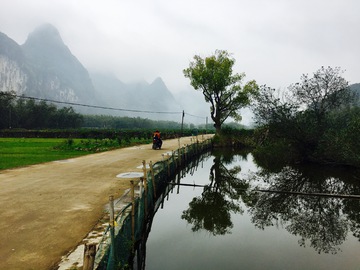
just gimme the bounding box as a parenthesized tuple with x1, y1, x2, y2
(141, 149, 360, 269)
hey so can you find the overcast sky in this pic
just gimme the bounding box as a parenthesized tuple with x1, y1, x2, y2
(1, 0, 359, 120)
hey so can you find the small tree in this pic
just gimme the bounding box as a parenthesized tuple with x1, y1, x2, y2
(288, 66, 352, 132)
(253, 66, 353, 136)
(183, 50, 258, 135)
(251, 66, 356, 165)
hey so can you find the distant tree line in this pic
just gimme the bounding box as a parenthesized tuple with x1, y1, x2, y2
(0, 91, 83, 129)
(82, 115, 183, 130)
(0, 91, 211, 132)
(0, 128, 202, 140)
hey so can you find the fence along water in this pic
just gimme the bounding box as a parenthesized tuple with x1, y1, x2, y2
(88, 137, 213, 270)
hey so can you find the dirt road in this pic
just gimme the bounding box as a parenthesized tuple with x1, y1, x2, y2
(0, 136, 212, 270)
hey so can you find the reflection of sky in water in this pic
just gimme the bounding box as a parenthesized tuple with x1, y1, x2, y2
(145, 153, 360, 270)
(231, 153, 260, 175)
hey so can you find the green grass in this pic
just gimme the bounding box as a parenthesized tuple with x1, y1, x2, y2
(0, 137, 151, 170)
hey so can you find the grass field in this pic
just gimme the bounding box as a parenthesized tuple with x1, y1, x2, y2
(0, 137, 151, 170)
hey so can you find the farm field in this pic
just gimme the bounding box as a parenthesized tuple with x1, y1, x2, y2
(0, 138, 86, 170)
(0, 137, 151, 170)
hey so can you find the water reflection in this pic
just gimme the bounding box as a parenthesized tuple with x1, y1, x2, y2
(181, 150, 250, 235)
(143, 150, 360, 269)
(181, 150, 360, 254)
(247, 167, 349, 254)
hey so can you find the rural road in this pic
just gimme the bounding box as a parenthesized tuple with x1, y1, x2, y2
(0, 135, 212, 270)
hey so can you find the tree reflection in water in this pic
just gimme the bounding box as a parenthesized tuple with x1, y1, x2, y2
(247, 161, 360, 254)
(181, 149, 360, 254)
(181, 150, 250, 235)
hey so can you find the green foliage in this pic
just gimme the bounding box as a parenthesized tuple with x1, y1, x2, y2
(54, 137, 152, 152)
(0, 128, 207, 142)
(0, 92, 83, 129)
(289, 66, 351, 114)
(184, 50, 258, 134)
(212, 126, 255, 148)
(252, 138, 302, 172)
(313, 107, 360, 165)
(82, 114, 182, 129)
(251, 66, 359, 167)
(0, 91, 16, 129)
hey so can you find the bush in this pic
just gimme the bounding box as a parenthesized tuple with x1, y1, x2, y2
(213, 127, 255, 148)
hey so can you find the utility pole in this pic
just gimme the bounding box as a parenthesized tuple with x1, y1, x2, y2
(9, 106, 12, 129)
(205, 116, 208, 134)
(181, 110, 185, 137)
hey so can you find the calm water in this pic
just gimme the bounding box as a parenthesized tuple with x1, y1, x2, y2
(143, 150, 360, 270)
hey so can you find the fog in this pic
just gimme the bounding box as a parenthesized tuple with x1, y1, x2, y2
(1, 0, 359, 125)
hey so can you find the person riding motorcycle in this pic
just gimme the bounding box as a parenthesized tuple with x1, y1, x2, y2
(152, 130, 162, 149)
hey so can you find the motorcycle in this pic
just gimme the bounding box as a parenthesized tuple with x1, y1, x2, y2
(152, 136, 162, 150)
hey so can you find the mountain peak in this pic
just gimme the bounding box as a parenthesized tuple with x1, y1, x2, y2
(21, 23, 78, 71)
(151, 77, 165, 85)
(23, 24, 65, 49)
(32, 23, 60, 35)
(151, 77, 169, 91)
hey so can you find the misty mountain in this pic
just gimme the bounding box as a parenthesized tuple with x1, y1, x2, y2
(350, 83, 360, 96)
(90, 73, 182, 120)
(0, 24, 183, 120)
(20, 24, 98, 106)
(0, 32, 29, 95)
(0, 24, 100, 112)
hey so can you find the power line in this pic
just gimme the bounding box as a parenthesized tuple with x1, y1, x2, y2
(13, 94, 208, 119)
(184, 112, 207, 119)
(14, 95, 181, 115)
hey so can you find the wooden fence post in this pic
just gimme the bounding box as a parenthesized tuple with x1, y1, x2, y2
(109, 195, 115, 227)
(149, 161, 156, 198)
(167, 154, 171, 176)
(109, 195, 115, 265)
(141, 176, 148, 217)
(83, 243, 96, 270)
(139, 177, 143, 198)
(142, 160, 149, 215)
(130, 180, 135, 248)
(177, 172, 181, 194)
(172, 151, 176, 165)
(142, 160, 147, 181)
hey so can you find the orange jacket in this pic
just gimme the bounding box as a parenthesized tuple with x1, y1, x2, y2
(153, 131, 161, 139)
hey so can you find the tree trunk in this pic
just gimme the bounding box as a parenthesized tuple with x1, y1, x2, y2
(214, 122, 222, 135)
